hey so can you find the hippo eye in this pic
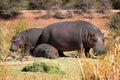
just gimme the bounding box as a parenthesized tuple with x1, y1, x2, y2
(94, 38, 97, 42)
(11, 40, 15, 43)
(91, 37, 97, 42)
(12, 40, 17, 43)
(103, 38, 105, 42)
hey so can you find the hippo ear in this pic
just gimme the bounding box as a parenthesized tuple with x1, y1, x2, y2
(40, 29, 43, 35)
(104, 37, 108, 40)
(18, 35, 24, 41)
(102, 33, 104, 36)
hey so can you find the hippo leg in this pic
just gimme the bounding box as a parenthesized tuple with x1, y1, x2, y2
(78, 43, 86, 58)
(24, 45, 31, 56)
(58, 50, 67, 57)
(85, 48, 90, 58)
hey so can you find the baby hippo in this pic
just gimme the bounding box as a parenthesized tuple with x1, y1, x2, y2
(32, 44, 59, 59)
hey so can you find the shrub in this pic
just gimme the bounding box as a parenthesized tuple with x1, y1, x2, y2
(22, 62, 65, 75)
(13, 22, 28, 34)
(97, 0, 112, 13)
(111, 0, 120, 9)
(29, 0, 44, 9)
(62, 0, 70, 4)
(0, 0, 29, 19)
(29, 0, 63, 10)
(67, 0, 112, 13)
(107, 14, 120, 37)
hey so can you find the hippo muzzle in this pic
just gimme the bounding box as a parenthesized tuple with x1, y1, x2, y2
(9, 44, 19, 52)
(93, 40, 106, 56)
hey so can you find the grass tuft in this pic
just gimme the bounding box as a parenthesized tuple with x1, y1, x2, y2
(22, 61, 65, 75)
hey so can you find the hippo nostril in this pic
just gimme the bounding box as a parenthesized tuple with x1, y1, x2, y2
(9, 48, 16, 52)
(101, 49, 106, 53)
(104, 49, 106, 53)
(9, 48, 12, 51)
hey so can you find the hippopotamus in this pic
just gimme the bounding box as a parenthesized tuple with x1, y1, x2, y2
(37, 20, 106, 57)
(9, 28, 43, 55)
(32, 44, 59, 59)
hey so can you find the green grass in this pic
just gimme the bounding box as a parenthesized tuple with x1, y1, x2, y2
(0, 57, 87, 80)
(22, 61, 65, 75)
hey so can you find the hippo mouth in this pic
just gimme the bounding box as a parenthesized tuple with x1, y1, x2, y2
(89, 48, 106, 59)
(93, 49, 106, 56)
(89, 49, 98, 58)
(93, 44, 106, 55)
(9, 46, 19, 52)
(9, 48, 18, 52)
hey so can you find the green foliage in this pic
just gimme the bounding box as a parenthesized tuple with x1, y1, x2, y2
(22, 62, 65, 75)
(108, 14, 120, 37)
(0, 0, 117, 11)
(0, 0, 29, 10)
(0, 0, 114, 12)
(111, 0, 120, 9)
(29, 0, 63, 10)
(13, 22, 28, 34)
(0, 0, 29, 19)
(22, 62, 47, 72)
(62, 0, 70, 4)
(97, 0, 112, 13)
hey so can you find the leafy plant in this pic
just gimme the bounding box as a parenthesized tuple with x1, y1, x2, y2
(13, 22, 28, 34)
(111, 0, 120, 9)
(29, 0, 63, 10)
(22, 62, 65, 75)
(107, 14, 120, 37)
(0, 0, 29, 19)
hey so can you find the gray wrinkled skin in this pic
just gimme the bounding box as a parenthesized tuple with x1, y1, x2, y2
(37, 20, 106, 57)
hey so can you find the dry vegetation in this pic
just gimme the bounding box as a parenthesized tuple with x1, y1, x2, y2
(0, 10, 120, 80)
(0, 42, 120, 80)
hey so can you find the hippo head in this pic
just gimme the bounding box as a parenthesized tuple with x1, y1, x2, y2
(87, 31, 106, 56)
(10, 35, 25, 52)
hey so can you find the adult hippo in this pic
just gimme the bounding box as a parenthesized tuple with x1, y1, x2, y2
(9, 28, 43, 55)
(32, 44, 59, 59)
(37, 20, 106, 57)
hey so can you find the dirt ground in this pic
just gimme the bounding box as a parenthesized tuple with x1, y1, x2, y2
(1, 10, 119, 36)
(0, 10, 118, 30)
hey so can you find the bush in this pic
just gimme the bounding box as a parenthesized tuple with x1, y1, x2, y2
(29, 0, 63, 10)
(22, 62, 65, 75)
(67, 0, 112, 13)
(108, 14, 120, 37)
(0, 0, 29, 19)
(97, 0, 112, 13)
(111, 0, 120, 9)
(62, 0, 70, 5)
(13, 22, 28, 34)
(29, 0, 44, 9)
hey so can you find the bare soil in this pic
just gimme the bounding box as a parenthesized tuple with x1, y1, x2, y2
(1, 10, 119, 36)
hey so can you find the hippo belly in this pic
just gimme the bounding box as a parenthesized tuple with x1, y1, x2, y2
(43, 24, 81, 51)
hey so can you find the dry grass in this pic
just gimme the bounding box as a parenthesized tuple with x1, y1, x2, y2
(0, 22, 13, 80)
(78, 37, 120, 80)
(0, 22, 14, 62)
